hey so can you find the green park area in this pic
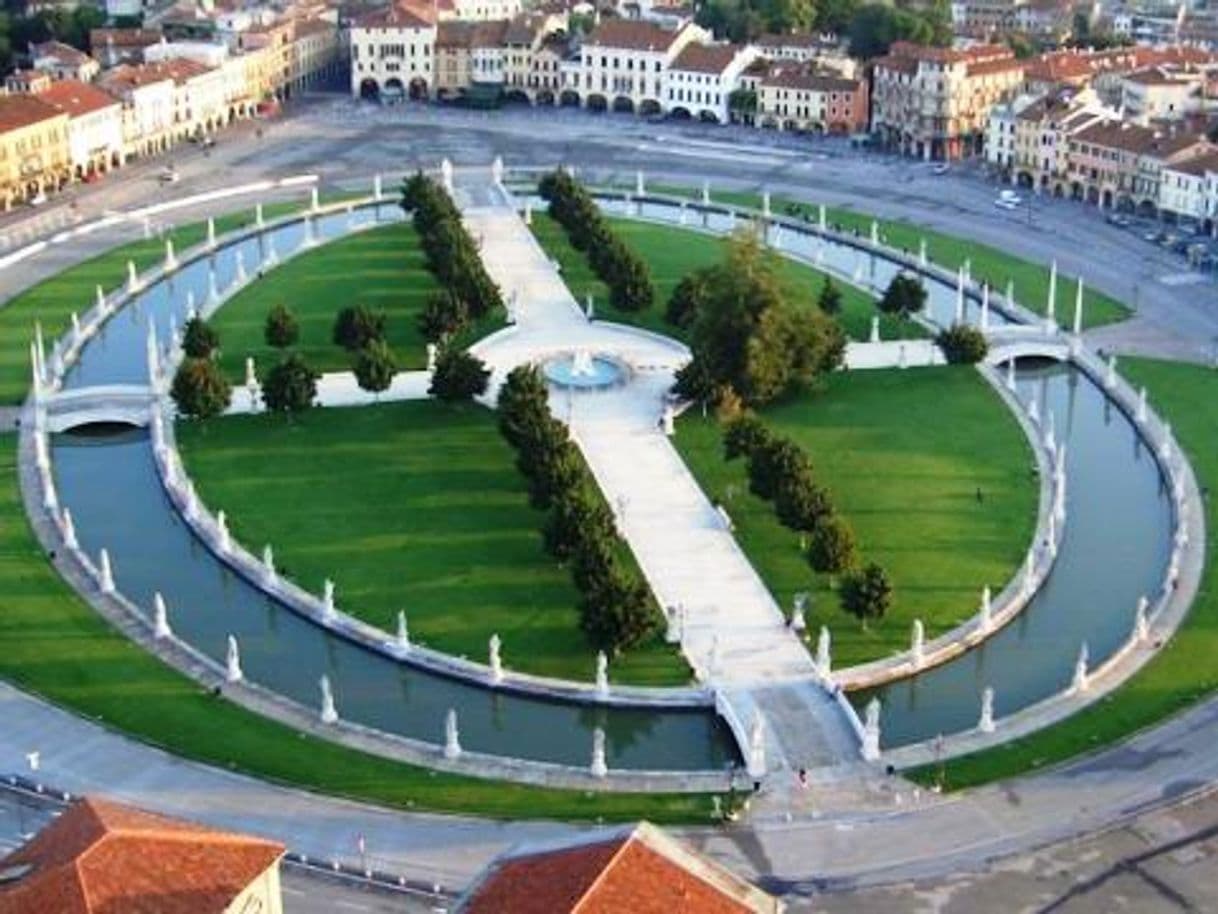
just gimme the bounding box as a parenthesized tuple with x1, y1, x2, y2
(209, 222, 496, 382)
(176, 399, 690, 687)
(0, 195, 353, 405)
(675, 367, 1038, 668)
(914, 358, 1218, 789)
(528, 212, 923, 344)
(0, 433, 713, 822)
(637, 182, 1129, 330)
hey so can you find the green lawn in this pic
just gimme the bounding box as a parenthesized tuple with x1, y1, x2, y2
(176, 400, 690, 686)
(643, 182, 1129, 330)
(211, 222, 485, 381)
(529, 213, 923, 344)
(674, 367, 1038, 667)
(913, 358, 1218, 789)
(0, 433, 714, 822)
(0, 197, 348, 405)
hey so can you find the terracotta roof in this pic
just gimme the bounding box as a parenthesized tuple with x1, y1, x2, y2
(1123, 65, 1201, 86)
(1072, 119, 1206, 159)
(883, 40, 1014, 65)
(585, 19, 684, 52)
(353, 2, 435, 29)
(966, 56, 1024, 77)
(504, 12, 551, 46)
(31, 40, 94, 65)
(459, 823, 780, 914)
(671, 43, 740, 74)
(0, 94, 64, 133)
(1164, 148, 1218, 177)
(762, 64, 860, 92)
(0, 797, 284, 914)
(292, 17, 336, 37)
(36, 80, 120, 117)
(98, 63, 176, 91)
(436, 19, 509, 49)
(90, 27, 163, 48)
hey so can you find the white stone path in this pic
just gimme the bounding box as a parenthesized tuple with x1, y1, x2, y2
(462, 191, 861, 772)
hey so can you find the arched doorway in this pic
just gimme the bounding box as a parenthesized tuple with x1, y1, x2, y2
(612, 96, 634, 114)
(669, 106, 692, 121)
(559, 89, 579, 107)
(408, 77, 428, 101)
(698, 110, 719, 124)
(639, 99, 661, 116)
(358, 78, 380, 101)
(537, 89, 555, 106)
(586, 94, 608, 112)
(383, 78, 405, 104)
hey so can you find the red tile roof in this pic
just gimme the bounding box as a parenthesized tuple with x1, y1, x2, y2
(671, 43, 741, 74)
(353, 1, 435, 29)
(0, 797, 284, 914)
(460, 823, 779, 914)
(0, 94, 64, 133)
(585, 19, 685, 52)
(36, 80, 120, 117)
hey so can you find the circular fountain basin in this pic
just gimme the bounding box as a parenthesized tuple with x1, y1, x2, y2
(542, 352, 628, 390)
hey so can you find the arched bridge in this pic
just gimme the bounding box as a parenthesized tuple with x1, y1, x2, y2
(984, 326, 1074, 366)
(43, 384, 156, 433)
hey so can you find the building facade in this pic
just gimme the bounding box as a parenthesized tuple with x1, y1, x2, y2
(569, 19, 709, 113)
(350, 5, 437, 101)
(36, 79, 124, 179)
(871, 42, 1024, 160)
(756, 63, 868, 134)
(0, 95, 70, 208)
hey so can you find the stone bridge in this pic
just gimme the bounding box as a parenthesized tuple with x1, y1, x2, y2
(42, 384, 156, 433)
(984, 325, 1075, 366)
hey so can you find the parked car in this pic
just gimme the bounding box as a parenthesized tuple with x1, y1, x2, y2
(999, 189, 1021, 203)
(1143, 229, 1162, 243)
(28, 191, 47, 206)
(158, 168, 180, 184)
(931, 163, 949, 176)
(1105, 213, 1131, 228)
(994, 197, 1019, 211)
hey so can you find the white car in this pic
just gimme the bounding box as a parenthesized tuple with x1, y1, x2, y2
(28, 191, 48, 206)
(931, 163, 949, 176)
(994, 198, 1019, 211)
(158, 168, 180, 184)
(999, 189, 1021, 203)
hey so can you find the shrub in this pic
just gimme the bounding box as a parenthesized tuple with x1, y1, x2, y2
(261, 353, 319, 414)
(428, 348, 489, 402)
(841, 563, 893, 624)
(747, 436, 811, 502)
(817, 276, 842, 315)
(264, 304, 299, 349)
(666, 272, 709, 328)
(806, 514, 858, 575)
(937, 323, 989, 364)
(417, 290, 469, 342)
(775, 474, 833, 532)
(353, 338, 397, 395)
(878, 273, 926, 318)
(170, 357, 231, 419)
(181, 318, 220, 359)
(723, 414, 771, 461)
(332, 305, 386, 351)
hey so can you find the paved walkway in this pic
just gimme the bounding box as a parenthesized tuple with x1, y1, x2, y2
(459, 192, 859, 771)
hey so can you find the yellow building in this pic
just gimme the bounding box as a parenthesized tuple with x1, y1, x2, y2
(0, 94, 70, 210)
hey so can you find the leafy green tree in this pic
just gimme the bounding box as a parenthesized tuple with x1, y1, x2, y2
(610, 251, 654, 312)
(807, 514, 858, 575)
(723, 414, 772, 461)
(264, 303, 299, 349)
(687, 232, 844, 405)
(417, 290, 469, 342)
(775, 473, 834, 532)
(524, 438, 586, 510)
(841, 562, 893, 624)
(428, 348, 489, 402)
(353, 339, 397, 395)
(878, 273, 927, 318)
(580, 568, 658, 653)
(181, 317, 220, 359)
(543, 488, 615, 561)
(936, 324, 989, 364)
(667, 272, 710, 329)
(261, 353, 319, 414)
(817, 276, 843, 315)
(170, 358, 231, 420)
(747, 435, 811, 501)
(332, 305, 386, 351)
(496, 364, 551, 448)
(848, 2, 947, 58)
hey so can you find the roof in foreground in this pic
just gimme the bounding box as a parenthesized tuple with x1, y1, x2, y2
(458, 821, 782, 914)
(584, 18, 686, 51)
(0, 796, 285, 914)
(0, 94, 64, 133)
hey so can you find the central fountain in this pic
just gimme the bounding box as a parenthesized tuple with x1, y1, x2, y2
(541, 349, 629, 391)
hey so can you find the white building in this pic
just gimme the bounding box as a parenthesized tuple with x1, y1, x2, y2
(663, 43, 756, 123)
(350, 5, 437, 100)
(30, 40, 101, 82)
(97, 63, 178, 159)
(985, 93, 1033, 171)
(1121, 65, 1207, 123)
(36, 79, 125, 178)
(570, 19, 709, 113)
(1158, 147, 1218, 226)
